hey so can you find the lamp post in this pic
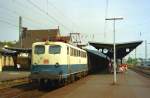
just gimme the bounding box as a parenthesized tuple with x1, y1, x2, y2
(145, 40, 150, 63)
(19, 16, 22, 48)
(145, 40, 147, 62)
(105, 17, 123, 84)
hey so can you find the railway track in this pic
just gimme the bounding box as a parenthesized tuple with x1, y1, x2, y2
(0, 72, 88, 98)
(0, 78, 29, 90)
(0, 82, 51, 98)
(130, 66, 150, 78)
(0, 78, 67, 98)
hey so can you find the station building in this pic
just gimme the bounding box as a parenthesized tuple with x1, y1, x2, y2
(0, 27, 71, 71)
(18, 27, 71, 48)
(0, 48, 15, 71)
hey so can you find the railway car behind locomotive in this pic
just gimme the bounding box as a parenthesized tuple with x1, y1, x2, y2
(30, 41, 88, 86)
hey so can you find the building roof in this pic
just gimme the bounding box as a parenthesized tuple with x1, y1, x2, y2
(26, 29, 60, 37)
(20, 28, 61, 48)
(23, 28, 60, 40)
(89, 41, 143, 59)
(50, 36, 71, 43)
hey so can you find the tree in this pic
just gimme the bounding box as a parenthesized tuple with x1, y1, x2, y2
(126, 57, 138, 67)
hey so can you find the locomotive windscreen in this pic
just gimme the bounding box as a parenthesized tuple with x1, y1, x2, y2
(49, 45, 61, 54)
(34, 45, 45, 54)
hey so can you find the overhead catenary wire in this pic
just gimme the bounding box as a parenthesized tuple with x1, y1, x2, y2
(0, 9, 37, 27)
(0, 0, 74, 32)
(13, 0, 67, 28)
(47, 0, 81, 32)
(0, 15, 17, 23)
(103, 0, 109, 40)
(11, 0, 52, 24)
(46, 0, 48, 15)
(27, 0, 73, 32)
(0, 5, 50, 29)
(0, 0, 82, 33)
(0, 6, 42, 24)
(0, 19, 18, 28)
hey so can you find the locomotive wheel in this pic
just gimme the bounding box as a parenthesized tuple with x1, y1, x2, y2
(83, 71, 87, 77)
(67, 76, 71, 84)
(59, 78, 67, 86)
(39, 79, 46, 89)
(39, 79, 52, 89)
(74, 74, 79, 80)
(63, 78, 68, 85)
(70, 75, 75, 82)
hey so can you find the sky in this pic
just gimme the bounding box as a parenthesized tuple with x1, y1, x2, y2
(0, 0, 150, 58)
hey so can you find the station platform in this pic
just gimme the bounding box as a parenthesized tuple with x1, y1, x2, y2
(0, 71, 30, 82)
(42, 69, 150, 98)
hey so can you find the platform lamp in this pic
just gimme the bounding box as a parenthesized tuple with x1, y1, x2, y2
(105, 17, 123, 84)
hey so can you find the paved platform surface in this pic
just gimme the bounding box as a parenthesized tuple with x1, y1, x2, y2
(0, 71, 30, 82)
(42, 70, 150, 98)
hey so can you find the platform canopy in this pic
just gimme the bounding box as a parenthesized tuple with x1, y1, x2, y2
(0, 47, 32, 56)
(4, 47, 32, 53)
(0, 48, 17, 56)
(89, 41, 143, 59)
(86, 49, 110, 60)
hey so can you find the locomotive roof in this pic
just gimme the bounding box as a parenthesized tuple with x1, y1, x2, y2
(32, 41, 86, 52)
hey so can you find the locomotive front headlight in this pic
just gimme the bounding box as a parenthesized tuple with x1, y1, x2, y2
(55, 62, 60, 68)
(43, 59, 49, 64)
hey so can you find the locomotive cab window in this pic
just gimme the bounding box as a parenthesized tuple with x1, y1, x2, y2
(34, 45, 45, 54)
(49, 45, 61, 54)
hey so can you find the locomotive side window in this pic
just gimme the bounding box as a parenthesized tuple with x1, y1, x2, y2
(80, 51, 82, 57)
(74, 49, 77, 57)
(73, 49, 75, 56)
(77, 50, 79, 57)
(79, 51, 81, 57)
(34, 45, 45, 54)
(67, 47, 69, 55)
(49, 45, 61, 54)
(83, 52, 86, 58)
(70, 48, 73, 56)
